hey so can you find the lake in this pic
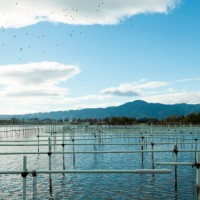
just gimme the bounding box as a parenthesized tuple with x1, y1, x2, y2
(0, 124, 199, 200)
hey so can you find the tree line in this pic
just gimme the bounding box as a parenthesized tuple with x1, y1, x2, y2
(70, 112, 200, 125)
(0, 112, 200, 125)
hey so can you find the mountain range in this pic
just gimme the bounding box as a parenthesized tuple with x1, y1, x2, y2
(0, 100, 200, 120)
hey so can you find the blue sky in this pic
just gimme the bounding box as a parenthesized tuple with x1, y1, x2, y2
(0, 0, 199, 114)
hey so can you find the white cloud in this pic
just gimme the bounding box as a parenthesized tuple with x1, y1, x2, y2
(0, 93, 112, 114)
(43, 94, 111, 106)
(0, 62, 113, 114)
(0, 62, 79, 85)
(2, 73, 200, 115)
(101, 80, 169, 96)
(142, 92, 200, 104)
(0, 0, 180, 28)
(166, 87, 177, 93)
(174, 77, 200, 82)
(0, 61, 80, 99)
(100, 79, 200, 106)
(74, 102, 122, 110)
(0, 61, 115, 114)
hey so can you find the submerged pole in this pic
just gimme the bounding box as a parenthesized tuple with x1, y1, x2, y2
(197, 153, 200, 200)
(62, 130, 65, 174)
(37, 127, 40, 155)
(32, 170, 37, 200)
(0, 169, 171, 175)
(48, 138, 53, 195)
(195, 138, 198, 162)
(174, 138, 178, 191)
(22, 156, 27, 200)
(72, 137, 75, 166)
(151, 142, 155, 169)
(151, 124, 155, 169)
(141, 135, 144, 166)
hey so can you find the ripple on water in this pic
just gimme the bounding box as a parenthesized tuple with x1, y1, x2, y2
(0, 130, 198, 200)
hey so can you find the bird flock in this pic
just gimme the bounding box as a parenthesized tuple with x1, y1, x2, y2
(0, 1, 134, 62)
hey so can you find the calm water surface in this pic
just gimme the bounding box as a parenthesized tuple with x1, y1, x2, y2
(0, 125, 198, 199)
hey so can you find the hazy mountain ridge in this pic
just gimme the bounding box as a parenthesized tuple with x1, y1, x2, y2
(1, 100, 200, 120)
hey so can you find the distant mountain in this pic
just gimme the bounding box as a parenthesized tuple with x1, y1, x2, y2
(1, 100, 200, 120)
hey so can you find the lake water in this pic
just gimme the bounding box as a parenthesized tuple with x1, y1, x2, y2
(0, 125, 199, 199)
